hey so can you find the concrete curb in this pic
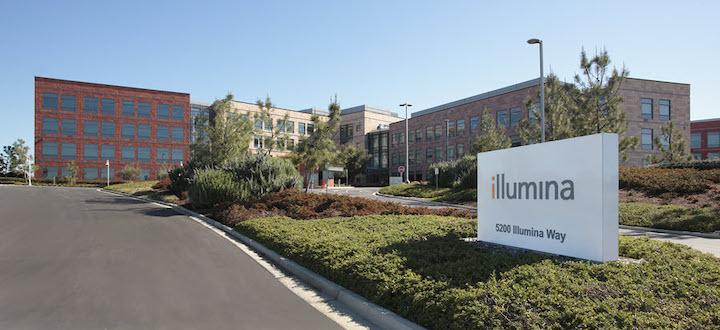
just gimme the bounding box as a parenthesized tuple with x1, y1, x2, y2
(101, 189, 425, 330)
(619, 224, 720, 239)
(374, 192, 477, 211)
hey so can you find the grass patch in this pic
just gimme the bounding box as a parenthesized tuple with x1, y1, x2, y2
(237, 215, 720, 329)
(620, 202, 720, 233)
(106, 180, 158, 195)
(380, 182, 476, 203)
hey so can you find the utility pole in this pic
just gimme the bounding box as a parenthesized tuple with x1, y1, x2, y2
(399, 103, 412, 183)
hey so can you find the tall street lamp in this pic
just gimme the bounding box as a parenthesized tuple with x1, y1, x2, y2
(527, 38, 545, 142)
(400, 103, 412, 183)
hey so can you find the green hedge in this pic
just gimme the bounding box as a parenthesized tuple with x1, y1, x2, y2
(619, 167, 720, 196)
(620, 202, 720, 233)
(237, 215, 720, 329)
(655, 159, 720, 170)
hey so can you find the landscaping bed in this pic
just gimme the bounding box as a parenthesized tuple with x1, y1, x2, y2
(620, 202, 720, 233)
(106, 180, 184, 204)
(236, 215, 720, 329)
(379, 182, 477, 203)
(210, 189, 473, 226)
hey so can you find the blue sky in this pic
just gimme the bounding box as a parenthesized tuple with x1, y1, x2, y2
(1, 0, 718, 148)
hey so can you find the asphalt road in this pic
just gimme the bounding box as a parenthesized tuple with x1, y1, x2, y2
(0, 186, 342, 330)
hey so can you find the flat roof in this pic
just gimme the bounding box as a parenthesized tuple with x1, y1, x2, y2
(35, 76, 190, 96)
(626, 77, 690, 86)
(411, 78, 540, 118)
(341, 105, 400, 118)
(691, 117, 720, 124)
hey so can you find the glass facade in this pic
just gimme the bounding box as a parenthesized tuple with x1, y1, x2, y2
(641, 98, 653, 119)
(61, 119, 76, 136)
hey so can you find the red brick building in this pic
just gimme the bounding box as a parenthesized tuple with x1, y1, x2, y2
(691, 118, 720, 160)
(387, 77, 690, 181)
(34, 77, 190, 181)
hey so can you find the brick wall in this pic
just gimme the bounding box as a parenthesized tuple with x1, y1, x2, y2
(690, 118, 720, 159)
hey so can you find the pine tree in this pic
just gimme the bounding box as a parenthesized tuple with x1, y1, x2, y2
(191, 93, 253, 168)
(293, 97, 342, 191)
(472, 110, 512, 153)
(255, 96, 290, 155)
(646, 122, 692, 164)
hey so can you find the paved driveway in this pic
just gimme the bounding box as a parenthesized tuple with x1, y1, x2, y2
(0, 186, 342, 330)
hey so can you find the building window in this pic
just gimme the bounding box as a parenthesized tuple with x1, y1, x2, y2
(157, 126, 169, 141)
(288, 138, 295, 150)
(171, 127, 184, 142)
(141, 169, 151, 180)
(42, 118, 59, 135)
(307, 124, 314, 134)
(659, 99, 670, 121)
(426, 127, 433, 140)
(84, 120, 98, 137)
(101, 145, 114, 160)
(457, 119, 465, 136)
(426, 148, 433, 160)
(253, 136, 263, 149)
(415, 129, 422, 142)
(434, 124, 442, 140)
(691, 133, 701, 149)
(84, 144, 98, 160)
(447, 121, 455, 137)
(264, 119, 273, 132)
(156, 148, 169, 162)
(457, 144, 465, 157)
(60, 119, 76, 136)
(102, 122, 115, 137)
(435, 147, 443, 161)
(45, 166, 58, 179)
(510, 107, 522, 127)
(708, 132, 720, 148)
(447, 145, 455, 160)
(61, 143, 76, 160)
(121, 146, 135, 161)
(470, 116, 479, 131)
(42, 93, 58, 110)
(138, 124, 151, 140)
(171, 148, 184, 161)
(60, 95, 76, 112)
(276, 119, 286, 132)
(641, 128, 653, 150)
(101, 98, 115, 116)
(138, 147, 150, 162)
(172, 105, 184, 120)
(158, 104, 170, 119)
(121, 124, 135, 139)
(138, 102, 151, 117)
(100, 168, 114, 179)
(496, 110, 509, 128)
(641, 98, 653, 120)
(83, 168, 99, 180)
(298, 123, 305, 135)
(660, 133, 670, 148)
(408, 130, 415, 144)
(287, 121, 295, 133)
(42, 142, 58, 160)
(122, 100, 135, 116)
(83, 96, 99, 113)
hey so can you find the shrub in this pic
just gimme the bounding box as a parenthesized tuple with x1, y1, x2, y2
(237, 215, 720, 329)
(152, 177, 172, 190)
(620, 202, 720, 233)
(168, 166, 193, 197)
(619, 167, 715, 196)
(189, 154, 302, 209)
(429, 155, 477, 189)
(214, 189, 473, 226)
(189, 169, 245, 209)
(118, 164, 141, 181)
(655, 159, 720, 170)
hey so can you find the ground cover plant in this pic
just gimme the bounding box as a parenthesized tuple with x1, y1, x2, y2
(212, 189, 473, 226)
(379, 182, 477, 203)
(236, 215, 720, 329)
(619, 167, 720, 196)
(620, 202, 720, 233)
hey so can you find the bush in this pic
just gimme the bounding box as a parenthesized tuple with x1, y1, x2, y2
(189, 154, 302, 209)
(655, 159, 720, 170)
(620, 202, 720, 233)
(168, 166, 193, 197)
(214, 190, 473, 226)
(118, 164, 141, 181)
(429, 155, 477, 189)
(619, 167, 718, 196)
(237, 215, 720, 329)
(189, 169, 246, 209)
(379, 182, 449, 199)
(152, 177, 172, 190)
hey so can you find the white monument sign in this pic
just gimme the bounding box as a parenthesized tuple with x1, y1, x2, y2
(476, 133, 618, 262)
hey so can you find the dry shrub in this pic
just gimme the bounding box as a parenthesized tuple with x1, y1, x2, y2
(152, 177, 172, 190)
(619, 167, 720, 196)
(214, 190, 473, 225)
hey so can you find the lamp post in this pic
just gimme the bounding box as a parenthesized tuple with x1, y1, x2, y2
(527, 38, 545, 142)
(400, 103, 412, 183)
(105, 160, 110, 187)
